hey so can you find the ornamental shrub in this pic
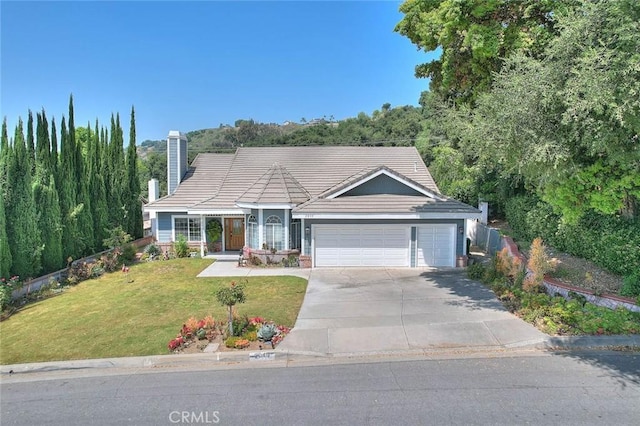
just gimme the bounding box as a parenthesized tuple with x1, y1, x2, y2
(505, 197, 640, 277)
(621, 272, 640, 298)
(173, 235, 189, 258)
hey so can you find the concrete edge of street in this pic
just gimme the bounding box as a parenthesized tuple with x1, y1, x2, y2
(2, 334, 638, 377)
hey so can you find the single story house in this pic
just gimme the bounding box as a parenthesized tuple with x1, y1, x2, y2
(144, 131, 481, 267)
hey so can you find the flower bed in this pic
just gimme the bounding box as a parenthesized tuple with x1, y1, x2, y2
(168, 315, 291, 354)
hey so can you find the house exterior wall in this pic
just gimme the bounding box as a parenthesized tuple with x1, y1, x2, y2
(303, 218, 465, 258)
(157, 212, 179, 243)
(342, 174, 423, 197)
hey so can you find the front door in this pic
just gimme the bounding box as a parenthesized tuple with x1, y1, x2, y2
(225, 218, 245, 250)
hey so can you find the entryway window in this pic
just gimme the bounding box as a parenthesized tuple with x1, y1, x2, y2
(265, 215, 283, 250)
(290, 219, 301, 250)
(174, 217, 201, 242)
(247, 215, 258, 248)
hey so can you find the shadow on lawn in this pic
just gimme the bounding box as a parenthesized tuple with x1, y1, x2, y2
(420, 269, 507, 312)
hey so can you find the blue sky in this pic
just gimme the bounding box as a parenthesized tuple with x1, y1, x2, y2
(1, 1, 436, 143)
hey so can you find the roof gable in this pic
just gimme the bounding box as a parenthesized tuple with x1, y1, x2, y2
(235, 162, 310, 206)
(327, 166, 444, 201)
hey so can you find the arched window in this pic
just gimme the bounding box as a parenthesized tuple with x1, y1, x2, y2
(247, 215, 258, 248)
(265, 215, 283, 251)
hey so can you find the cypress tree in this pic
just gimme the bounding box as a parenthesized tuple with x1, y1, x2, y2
(0, 121, 12, 277)
(50, 117, 59, 189)
(88, 120, 108, 250)
(125, 106, 142, 238)
(70, 100, 93, 255)
(59, 117, 82, 261)
(107, 114, 124, 228)
(34, 110, 63, 272)
(5, 119, 42, 278)
(0, 187, 11, 278)
(26, 110, 36, 175)
(35, 110, 52, 183)
(34, 175, 63, 272)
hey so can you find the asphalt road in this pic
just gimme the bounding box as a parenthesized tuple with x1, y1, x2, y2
(1, 351, 639, 425)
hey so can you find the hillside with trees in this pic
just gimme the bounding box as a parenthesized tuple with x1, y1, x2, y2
(138, 104, 425, 198)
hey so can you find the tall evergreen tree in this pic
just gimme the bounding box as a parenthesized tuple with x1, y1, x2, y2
(35, 110, 52, 183)
(34, 174, 63, 272)
(0, 120, 12, 278)
(50, 117, 59, 189)
(34, 109, 63, 272)
(88, 120, 109, 250)
(125, 106, 143, 238)
(0, 187, 11, 278)
(5, 119, 42, 278)
(26, 110, 36, 175)
(107, 114, 124, 228)
(67, 96, 93, 255)
(59, 116, 82, 261)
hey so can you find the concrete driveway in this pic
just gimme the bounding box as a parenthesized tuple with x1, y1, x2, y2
(277, 268, 547, 356)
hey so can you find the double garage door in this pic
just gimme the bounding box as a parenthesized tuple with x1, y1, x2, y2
(314, 224, 456, 267)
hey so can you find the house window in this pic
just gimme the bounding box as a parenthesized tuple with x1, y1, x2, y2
(290, 219, 301, 250)
(265, 215, 283, 251)
(174, 217, 201, 242)
(247, 215, 258, 248)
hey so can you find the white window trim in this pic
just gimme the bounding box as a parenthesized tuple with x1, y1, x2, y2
(172, 215, 202, 242)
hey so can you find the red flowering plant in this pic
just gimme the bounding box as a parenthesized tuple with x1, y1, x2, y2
(168, 315, 218, 352)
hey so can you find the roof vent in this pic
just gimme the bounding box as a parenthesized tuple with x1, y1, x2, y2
(414, 161, 417, 172)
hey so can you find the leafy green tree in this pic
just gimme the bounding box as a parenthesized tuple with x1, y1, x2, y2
(216, 281, 247, 336)
(395, 0, 573, 104)
(470, 0, 640, 221)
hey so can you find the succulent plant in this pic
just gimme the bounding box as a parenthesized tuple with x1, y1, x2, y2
(257, 323, 277, 341)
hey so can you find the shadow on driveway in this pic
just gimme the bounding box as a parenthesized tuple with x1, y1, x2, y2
(419, 269, 507, 312)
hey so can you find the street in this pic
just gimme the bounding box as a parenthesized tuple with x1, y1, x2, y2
(1, 350, 639, 425)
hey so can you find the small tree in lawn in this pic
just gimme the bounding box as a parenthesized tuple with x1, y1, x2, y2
(216, 281, 246, 336)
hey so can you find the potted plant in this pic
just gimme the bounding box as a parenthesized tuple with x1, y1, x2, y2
(206, 219, 223, 252)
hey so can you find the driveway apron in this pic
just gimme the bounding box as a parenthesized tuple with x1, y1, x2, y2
(277, 268, 547, 356)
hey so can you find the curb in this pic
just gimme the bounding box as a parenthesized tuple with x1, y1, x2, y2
(3, 335, 638, 376)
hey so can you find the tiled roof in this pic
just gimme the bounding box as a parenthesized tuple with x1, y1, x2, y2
(236, 162, 310, 205)
(144, 146, 478, 215)
(293, 194, 477, 214)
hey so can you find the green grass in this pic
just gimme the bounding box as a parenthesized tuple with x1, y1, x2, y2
(0, 259, 307, 364)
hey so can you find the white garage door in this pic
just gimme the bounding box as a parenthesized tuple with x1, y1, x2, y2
(314, 225, 410, 267)
(417, 225, 456, 267)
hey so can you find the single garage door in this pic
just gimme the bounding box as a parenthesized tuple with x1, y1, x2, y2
(417, 224, 456, 267)
(314, 225, 410, 267)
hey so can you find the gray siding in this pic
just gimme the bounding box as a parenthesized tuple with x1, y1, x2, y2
(168, 138, 178, 194)
(342, 174, 423, 197)
(157, 212, 177, 242)
(305, 219, 465, 257)
(179, 137, 188, 181)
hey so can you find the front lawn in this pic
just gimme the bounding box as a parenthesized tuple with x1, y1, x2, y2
(0, 259, 307, 364)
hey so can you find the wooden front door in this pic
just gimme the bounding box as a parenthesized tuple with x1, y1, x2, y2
(225, 218, 245, 251)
